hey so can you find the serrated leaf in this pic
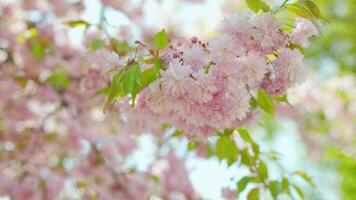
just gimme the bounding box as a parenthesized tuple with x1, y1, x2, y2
(104, 70, 125, 111)
(256, 89, 275, 115)
(154, 29, 168, 50)
(64, 20, 90, 28)
(247, 188, 260, 200)
(140, 67, 159, 89)
(121, 63, 142, 104)
(216, 136, 238, 166)
(245, 0, 270, 13)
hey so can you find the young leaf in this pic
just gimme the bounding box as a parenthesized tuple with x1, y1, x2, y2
(216, 136, 238, 166)
(247, 188, 260, 200)
(292, 184, 305, 200)
(245, 0, 270, 13)
(237, 128, 253, 143)
(269, 181, 281, 199)
(104, 70, 125, 111)
(89, 39, 106, 51)
(294, 171, 316, 188)
(256, 89, 275, 115)
(237, 176, 259, 193)
(47, 70, 70, 90)
(154, 29, 168, 50)
(31, 40, 45, 60)
(286, 3, 313, 19)
(121, 63, 142, 104)
(17, 28, 39, 43)
(258, 161, 268, 180)
(64, 20, 91, 28)
(274, 94, 289, 104)
(282, 177, 290, 192)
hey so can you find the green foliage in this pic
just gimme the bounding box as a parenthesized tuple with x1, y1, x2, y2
(256, 89, 275, 116)
(89, 39, 106, 51)
(258, 161, 268, 180)
(294, 171, 316, 188)
(269, 181, 282, 199)
(292, 184, 305, 200)
(64, 20, 91, 28)
(17, 28, 39, 43)
(245, 0, 270, 13)
(216, 135, 238, 166)
(47, 70, 70, 90)
(110, 39, 133, 56)
(31, 40, 46, 60)
(237, 176, 259, 193)
(286, 0, 327, 22)
(153, 29, 168, 50)
(104, 57, 163, 111)
(247, 188, 260, 200)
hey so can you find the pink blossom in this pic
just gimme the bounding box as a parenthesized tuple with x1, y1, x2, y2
(291, 18, 319, 47)
(236, 51, 268, 88)
(262, 48, 307, 95)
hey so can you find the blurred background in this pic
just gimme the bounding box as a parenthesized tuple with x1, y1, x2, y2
(1, 0, 356, 199)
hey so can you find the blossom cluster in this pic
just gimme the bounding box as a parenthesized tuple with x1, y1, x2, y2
(134, 13, 317, 139)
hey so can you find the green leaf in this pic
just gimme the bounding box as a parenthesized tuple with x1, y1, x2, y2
(282, 177, 290, 192)
(294, 171, 316, 188)
(111, 39, 133, 56)
(274, 94, 289, 104)
(258, 161, 268, 180)
(171, 130, 184, 138)
(188, 141, 198, 151)
(269, 181, 281, 199)
(17, 28, 39, 43)
(304, 0, 321, 18)
(245, 0, 270, 13)
(240, 148, 251, 166)
(141, 67, 158, 89)
(154, 29, 168, 50)
(64, 20, 91, 28)
(47, 70, 70, 90)
(121, 63, 142, 104)
(292, 184, 305, 200)
(286, 3, 313, 19)
(89, 39, 106, 51)
(104, 70, 125, 111)
(31, 40, 45, 60)
(247, 188, 260, 200)
(237, 128, 253, 143)
(256, 89, 275, 116)
(237, 176, 259, 193)
(216, 136, 238, 166)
